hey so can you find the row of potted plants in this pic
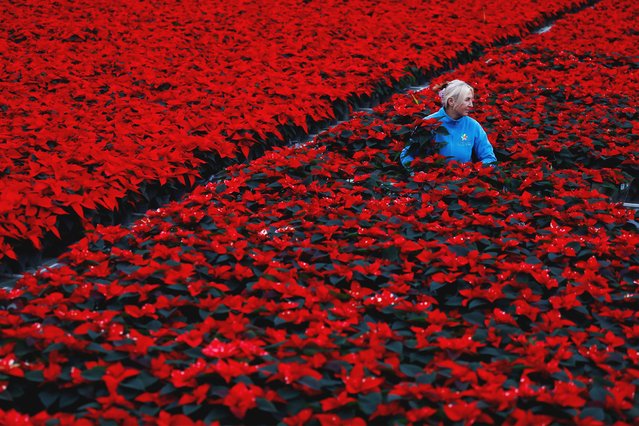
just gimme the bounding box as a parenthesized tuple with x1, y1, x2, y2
(0, 0, 637, 422)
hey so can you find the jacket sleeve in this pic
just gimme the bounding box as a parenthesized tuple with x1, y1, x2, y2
(473, 125, 497, 164)
(399, 144, 414, 168)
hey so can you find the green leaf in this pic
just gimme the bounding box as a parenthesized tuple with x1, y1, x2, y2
(59, 391, 80, 409)
(0, 385, 13, 401)
(104, 351, 130, 362)
(386, 340, 403, 355)
(160, 383, 177, 396)
(626, 406, 639, 419)
(589, 386, 609, 403)
(38, 388, 59, 409)
(581, 406, 605, 421)
(400, 364, 424, 377)
(468, 299, 488, 310)
(297, 376, 323, 390)
(256, 397, 278, 413)
(121, 376, 148, 391)
(13, 341, 36, 358)
(479, 347, 514, 361)
(140, 404, 161, 417)
(381, 246, 401, 262)
(182, 404, 200, 416)
(81, 366, 106, 381)
(43, 343, 66, 354)
(115, 263, 139, 275)
(149, 344, 178, 353)
(86, 342, 109, 354)
(25, 370, 44, 383)
(358, 391, 382, 415)
(205, 407, 231, 424)
(429, 281, 446, 292)
(277, 387, 301, 401)
(435, 126, 449, 135)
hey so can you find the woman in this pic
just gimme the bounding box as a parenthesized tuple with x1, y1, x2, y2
(400, 80, 497, 168)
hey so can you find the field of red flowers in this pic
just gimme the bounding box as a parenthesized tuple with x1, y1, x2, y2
(1, 0, 639, 424)
(1, 0, 594, 267)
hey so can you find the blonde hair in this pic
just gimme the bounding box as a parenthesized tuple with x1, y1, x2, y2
(437, 80, 474, 109)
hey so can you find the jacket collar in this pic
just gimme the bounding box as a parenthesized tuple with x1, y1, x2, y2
(438, 107, 463, 124)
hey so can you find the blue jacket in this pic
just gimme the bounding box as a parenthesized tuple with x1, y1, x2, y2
(400, 107, 497, 167)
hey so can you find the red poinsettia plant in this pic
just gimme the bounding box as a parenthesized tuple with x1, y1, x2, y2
(0, 0, 638, 424)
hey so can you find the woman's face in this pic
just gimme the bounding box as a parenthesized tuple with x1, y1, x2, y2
(448, 90, 474, 119)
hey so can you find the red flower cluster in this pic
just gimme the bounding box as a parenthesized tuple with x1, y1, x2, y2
(1, 0, 638, 423)
(0, 0, 591, 260)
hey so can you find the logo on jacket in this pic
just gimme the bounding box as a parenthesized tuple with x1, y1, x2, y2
(459, 133, 471, 146)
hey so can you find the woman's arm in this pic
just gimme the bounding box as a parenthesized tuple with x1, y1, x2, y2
(474, 126, 497, 164)
(399, 144, 414, 168)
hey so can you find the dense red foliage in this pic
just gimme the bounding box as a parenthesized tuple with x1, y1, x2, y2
(1, 0, 638, 423)
(0, 0, 590, 260)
